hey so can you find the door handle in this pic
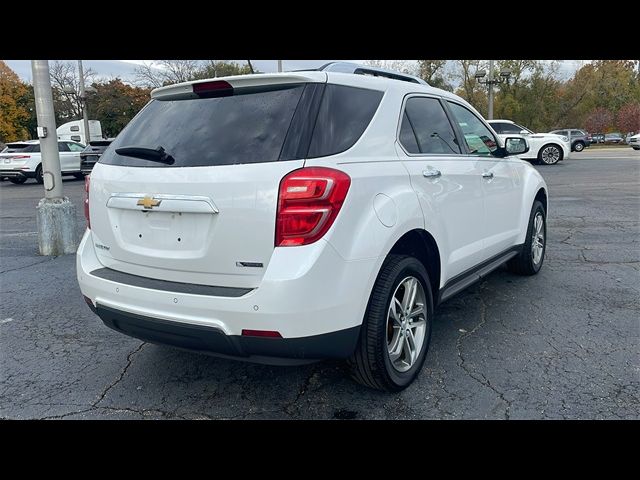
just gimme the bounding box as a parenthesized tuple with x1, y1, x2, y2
(422, 169, 441, 178)
(482, 172, 494, 179)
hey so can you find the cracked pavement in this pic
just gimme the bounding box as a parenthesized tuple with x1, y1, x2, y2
(1, 148, 638, 419)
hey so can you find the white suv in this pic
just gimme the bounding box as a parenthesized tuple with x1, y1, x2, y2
(0, 139, 86, 184)
(77, 63, 548, 391)
(488, 119, 571, 165)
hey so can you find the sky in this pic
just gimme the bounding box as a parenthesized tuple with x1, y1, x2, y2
(4, 60, 586, 84)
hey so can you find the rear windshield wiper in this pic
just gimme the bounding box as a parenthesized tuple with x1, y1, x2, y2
(115, 145, 175, 165)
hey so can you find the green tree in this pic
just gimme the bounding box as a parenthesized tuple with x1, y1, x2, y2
(417, 60, 452, 91)
(0, 61, 31, 142)
(197, 61, 253, 78)
(90, 79, 151, 138)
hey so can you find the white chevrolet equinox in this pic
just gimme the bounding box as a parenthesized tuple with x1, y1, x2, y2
(77, 62, 548, 391)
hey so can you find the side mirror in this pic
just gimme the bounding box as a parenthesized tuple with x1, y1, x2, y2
(505, 137, 529, 155)
(519, 129, 530, 135)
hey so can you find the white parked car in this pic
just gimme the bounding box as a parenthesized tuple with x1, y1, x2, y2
(77, 63, 548, 391)
(0, 139, 86, 184)
(488, 119, 571, 165)
(628, 133, 640, 150)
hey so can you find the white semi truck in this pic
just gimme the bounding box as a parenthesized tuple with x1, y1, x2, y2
(57, 120, 103, 145)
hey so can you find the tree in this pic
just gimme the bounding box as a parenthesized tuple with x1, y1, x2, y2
(134, 60, 202, 88)
(197, 61, 253, 79)
(452, 60, 488, 115)
(90, 79, 151, 138)
(49, 60, 95, 123)
(417, 60, 452, 91)
(616, 103, 640, 134)
(0, 61, 31, 142)
(585, 107, 614, 133)
(363, 60, 418, 75)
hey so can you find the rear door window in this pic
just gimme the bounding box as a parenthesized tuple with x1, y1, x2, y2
(101, 85, 306, 167)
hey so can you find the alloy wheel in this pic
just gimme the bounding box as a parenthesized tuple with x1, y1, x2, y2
(386, 276, 428, 372)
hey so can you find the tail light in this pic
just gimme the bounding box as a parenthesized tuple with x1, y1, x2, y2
(83, 175, 90, 229)
(8, 155, 30, 159)
(276, 167, 351, 247)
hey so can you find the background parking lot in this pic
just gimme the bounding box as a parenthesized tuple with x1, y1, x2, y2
(1, 148, 638, 420)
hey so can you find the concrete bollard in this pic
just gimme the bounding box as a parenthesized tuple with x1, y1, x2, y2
(36, 197, 78, 256)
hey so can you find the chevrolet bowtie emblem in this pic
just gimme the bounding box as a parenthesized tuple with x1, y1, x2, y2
(137, 196, 161, 209)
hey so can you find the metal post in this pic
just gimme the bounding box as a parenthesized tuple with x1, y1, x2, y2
(78, 60, 91, 144)
(32, 60, 78, 255)
(32, 60, 63, 199)
(277, 60, 283, 73)
(487, 59, 494, 120)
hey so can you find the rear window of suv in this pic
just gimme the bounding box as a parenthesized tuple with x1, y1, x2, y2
(100, 82, 384, 168)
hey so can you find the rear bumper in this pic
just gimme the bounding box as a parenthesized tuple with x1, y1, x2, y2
(0, 170, 34, 179)
(77, 229, 378, 361)
(95, 303, 359, 364)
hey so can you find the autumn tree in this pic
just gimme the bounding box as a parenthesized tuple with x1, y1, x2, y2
(585, 107, 614, 133)
(616, 103, 640, 134)
(0, 61, 32, 142)
(90, 79, 151, 137)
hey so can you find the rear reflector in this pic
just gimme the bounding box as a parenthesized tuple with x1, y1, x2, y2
(84, 175, 91, 229)
(83, 295, 94, 308)
(241, 329, 283, 338)
(192, 80, 233, 98)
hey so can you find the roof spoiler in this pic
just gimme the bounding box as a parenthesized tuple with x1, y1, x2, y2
(316, 62, 428, 85)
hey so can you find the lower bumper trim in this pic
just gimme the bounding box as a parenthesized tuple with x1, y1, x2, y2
(95, 304, 360, 364)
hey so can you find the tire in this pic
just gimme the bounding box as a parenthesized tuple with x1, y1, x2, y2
(35, 165, 44, 184)
(508, 200, 546, 276)
(9, 177, 27, 184)
(573, 141, 585, 152)
(348, 254, 434, 392)
(633, 147, 640, 151)
(537, 144, 563, 165)
(74, 172, 85, 180)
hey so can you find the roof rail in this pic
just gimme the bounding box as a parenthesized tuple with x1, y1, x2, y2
(317, 62, 428, 85)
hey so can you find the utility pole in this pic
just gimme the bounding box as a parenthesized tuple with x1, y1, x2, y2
(277, 60, 283, 72)
(31, 60, 78, 255)
(78, 60, 91, 144)
(487, 60, 495, 120)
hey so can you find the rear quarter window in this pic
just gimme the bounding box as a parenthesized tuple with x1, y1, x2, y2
(307, 84, 384, 158)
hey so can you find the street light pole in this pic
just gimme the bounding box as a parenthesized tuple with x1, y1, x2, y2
(475, 62, 511, 120)
(31, 60, 78, 255)
(488, 60, 495, 120)
(32, 61, 64, 199)
(78, 60, 91, 144)
(277, 60, 283, 72)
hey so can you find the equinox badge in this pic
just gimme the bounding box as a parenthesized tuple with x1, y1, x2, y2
(137, 196, 161, 209)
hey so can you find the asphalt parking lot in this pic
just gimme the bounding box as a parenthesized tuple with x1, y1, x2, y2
(1, 147, 638, 420)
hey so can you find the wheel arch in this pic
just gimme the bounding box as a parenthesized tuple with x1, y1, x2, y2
(386, 229, 441, 306)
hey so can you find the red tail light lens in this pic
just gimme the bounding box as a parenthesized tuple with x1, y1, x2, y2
(84, 175, 91, 229)
(276, 167, 351, 247)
